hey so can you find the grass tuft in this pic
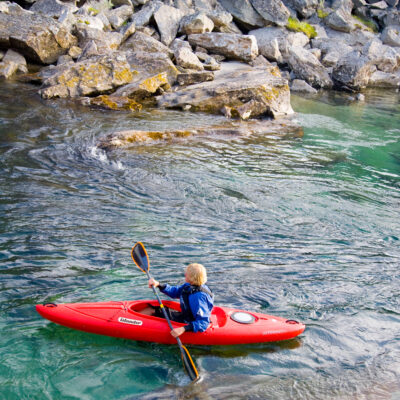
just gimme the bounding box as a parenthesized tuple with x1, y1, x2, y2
(352, 15, 378, 33)
(286, 17, 317, 39)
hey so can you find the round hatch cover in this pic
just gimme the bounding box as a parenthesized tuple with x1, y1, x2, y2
(230, 312, 256, 324)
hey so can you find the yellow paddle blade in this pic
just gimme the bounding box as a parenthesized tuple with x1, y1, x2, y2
(181, 345, 199, 382)
(131, 242, 150, 273)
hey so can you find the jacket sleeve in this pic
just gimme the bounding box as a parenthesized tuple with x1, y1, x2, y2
(187, 292, 212, 333)
(159, 283, 184, 299)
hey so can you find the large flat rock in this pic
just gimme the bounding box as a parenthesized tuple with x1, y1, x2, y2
(156, 61, 294, 119)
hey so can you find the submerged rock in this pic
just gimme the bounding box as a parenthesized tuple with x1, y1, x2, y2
(98, 118, 304, 149)
(81, 94, 143, 111)
(188, 33, 258, 62)
(157, 61, 293, 119)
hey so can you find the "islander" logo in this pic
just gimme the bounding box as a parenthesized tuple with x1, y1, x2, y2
(118, 317, 143, 326)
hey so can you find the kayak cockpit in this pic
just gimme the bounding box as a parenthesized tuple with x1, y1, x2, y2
(127, 300, 228, 328)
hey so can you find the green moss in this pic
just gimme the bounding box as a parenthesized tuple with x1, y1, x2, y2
(352, 15, 378, 33)
(317, 9, 329, 18)
(88, 7, 99, 15)
(286, 17, 317, 39)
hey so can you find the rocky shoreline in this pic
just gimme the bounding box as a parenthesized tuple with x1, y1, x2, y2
(0, 0, 399, 143)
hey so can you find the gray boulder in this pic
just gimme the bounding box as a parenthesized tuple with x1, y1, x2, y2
(288, 46, 333, 88)
(326, 8, 356, 32)
(177, 70, 215, 86)
(363, 39, 400, 73)
(75, 26, 123, 55)
(332, 50, 376, 90)
(0, 49, 28, 79)
(382, 11, 400, 28)
(207, 9, 233, 29)
(0, 2, 26, 14)
(157, 61, 294, 119)
(322, 51, 340, 67)
(196, 52, 221, 70)
(113, 71, 171, 98)
(39, 53, 137, 98)
(120, 22, 137, 44)
(381, 26, 400, 47)
(312, 37, 353, 58)
(250, 0, 290, 27)
(154, 4, 184, 45)
(332, 0, 353, 13)
(188, 33, 258, 62)
(250, 27, 309, 63)
(290, 79, 318, 93)
(369, 1, 388, 9)
(29, 0, 77, 18)
(126, 51, 179, 85)
(368, 70, 400, 87)
(218, 0, 265, 28)
(0, 12, 77, 64)
(114, 0, 134, 6)
(283, 0, 319, 18)
(131, 2, 160, 27)
(171, 39, 204, 70)
(121, 31, 173, 57)
(180, 12, 215, 34)
(107, 5, 134, 29)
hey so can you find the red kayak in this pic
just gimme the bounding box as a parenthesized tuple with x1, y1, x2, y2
(36, 299, 305, 345)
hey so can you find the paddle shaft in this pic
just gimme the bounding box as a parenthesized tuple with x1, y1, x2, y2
(145, 270, 184, 348)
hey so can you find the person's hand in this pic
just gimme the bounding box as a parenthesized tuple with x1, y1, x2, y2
(170, 327, 186, 338)
(148, 278, 159, 288)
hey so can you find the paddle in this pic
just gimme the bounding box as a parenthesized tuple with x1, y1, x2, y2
(131, 242, 199, 382)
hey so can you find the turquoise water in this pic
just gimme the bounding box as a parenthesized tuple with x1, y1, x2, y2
(0, 82, 399, 399)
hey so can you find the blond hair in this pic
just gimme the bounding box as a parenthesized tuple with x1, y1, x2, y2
(186, 263, 207, 286)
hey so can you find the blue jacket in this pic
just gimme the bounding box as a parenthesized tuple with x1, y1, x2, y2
(159, 282, 214, 333)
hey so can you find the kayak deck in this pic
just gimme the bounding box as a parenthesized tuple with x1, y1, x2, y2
(36, 300, 305, 345)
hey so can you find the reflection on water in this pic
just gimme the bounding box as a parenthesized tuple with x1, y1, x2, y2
(0, 82, 399, 399)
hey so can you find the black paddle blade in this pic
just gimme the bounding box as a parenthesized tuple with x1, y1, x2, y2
(131, 242, 150, 273)
(181, 345, 199, 382)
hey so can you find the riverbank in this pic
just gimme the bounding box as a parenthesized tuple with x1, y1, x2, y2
(0, 0, 399, 131)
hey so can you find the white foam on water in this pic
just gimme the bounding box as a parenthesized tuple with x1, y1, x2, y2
(89, 145, 125, 170)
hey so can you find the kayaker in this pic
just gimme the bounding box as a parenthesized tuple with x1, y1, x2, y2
(148, 263, 214, 338)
